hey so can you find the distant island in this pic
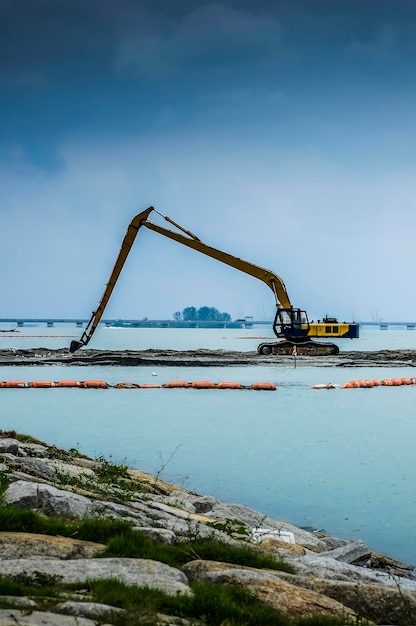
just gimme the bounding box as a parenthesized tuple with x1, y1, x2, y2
(172, 306, 231, 322)
(107, 306, 253, 329)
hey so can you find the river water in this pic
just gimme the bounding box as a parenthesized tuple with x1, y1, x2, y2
(0, 323, 415, 566)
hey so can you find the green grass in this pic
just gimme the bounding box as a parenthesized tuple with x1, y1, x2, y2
(0, 506, 367, 623)
(0, 574, 358, 625)
(0, 506, 132, 542)
(0, 506, 293, 573)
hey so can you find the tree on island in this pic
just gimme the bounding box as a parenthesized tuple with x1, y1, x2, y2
(173, 307, 231, 322)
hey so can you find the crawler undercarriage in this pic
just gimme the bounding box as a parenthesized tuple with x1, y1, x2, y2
(256, 340, 340, 356)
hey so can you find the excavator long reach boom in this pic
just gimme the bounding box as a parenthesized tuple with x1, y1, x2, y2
(70, 206, 358, 355)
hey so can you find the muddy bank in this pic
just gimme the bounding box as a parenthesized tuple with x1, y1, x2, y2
(1, 347, 416, 367)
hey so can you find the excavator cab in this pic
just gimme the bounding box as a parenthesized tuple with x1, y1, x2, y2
(273, 307, 310, 340)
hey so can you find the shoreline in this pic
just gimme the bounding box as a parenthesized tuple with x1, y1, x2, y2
(1, 430, 416, 624)
(1, 347, 416, 367)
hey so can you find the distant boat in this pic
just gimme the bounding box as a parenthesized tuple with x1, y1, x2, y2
(0, 327, 19, 333)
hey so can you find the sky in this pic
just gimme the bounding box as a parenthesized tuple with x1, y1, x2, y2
(1, 0, 416, 323)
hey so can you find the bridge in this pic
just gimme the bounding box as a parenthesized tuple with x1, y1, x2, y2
(0, 319, 415, 330)
(0, 318, 259, 329)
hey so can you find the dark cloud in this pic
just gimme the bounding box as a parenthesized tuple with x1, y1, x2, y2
(1, 1, 416, 319)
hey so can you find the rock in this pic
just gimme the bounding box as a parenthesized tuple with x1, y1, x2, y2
(208, 502, 326, 548)
(286, 553, 416, 592)
(0, 596, 38, 609)
(42, 459, 95, 480)
(135, 526, 177, 545)
(3, 481, 93, 518)
(0, 438, 22, 456)
(371, 551, 415, 577)
(55, 601, 123, 618)
(276, 572, 416, 625)
(8, 458, 56, 482)
(0, 532, 105, 559)
(19, 442, 49, 457)
(317, 539, 372, 565)
(191, 495, 219, 513)
(1, 428, 415, 625)
(182, 560, 357, 621)
(0, 608, 112, 625)
(0, 557, 191, 596)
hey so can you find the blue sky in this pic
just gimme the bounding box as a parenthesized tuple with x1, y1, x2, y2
(1, 0, 416, 322)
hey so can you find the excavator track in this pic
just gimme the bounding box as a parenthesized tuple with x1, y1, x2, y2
(257, 340, 340, 356)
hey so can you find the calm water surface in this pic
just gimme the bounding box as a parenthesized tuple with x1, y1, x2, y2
(0, 324, 415, 566)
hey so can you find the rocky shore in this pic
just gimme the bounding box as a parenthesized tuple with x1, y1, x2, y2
(1, 347, 416, 367)
(0, 431, 415, 625)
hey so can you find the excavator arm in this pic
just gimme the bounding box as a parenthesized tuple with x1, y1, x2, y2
(70, 206, 294, 353)
(70, 205, 359, 355)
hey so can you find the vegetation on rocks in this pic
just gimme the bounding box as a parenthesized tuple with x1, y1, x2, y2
(0, 429, 415, 625)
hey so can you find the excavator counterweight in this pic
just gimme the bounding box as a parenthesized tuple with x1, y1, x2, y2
(69, 206, 358, 355)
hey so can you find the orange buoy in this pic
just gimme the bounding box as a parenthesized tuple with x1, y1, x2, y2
(115, 382, 140, 388)
(57, 380, 82, 388)
(82, 380, 108, 389)
(164, 381, 190, 388)
(401, 378, 413, 385)
(382, 379, 393, 386)
(217, 381, 242, 389)
(0, 381, 4, 387)
(371, 380, 382, 386)
(191, 381, 215, 389)
(250, 382, 277, 391)
(31, 381, 55, 388)
(391, 378, 403, 386)
(4, 380, 29, 388)
(139, 384, 162, 388)
(342, 381, 355, 388)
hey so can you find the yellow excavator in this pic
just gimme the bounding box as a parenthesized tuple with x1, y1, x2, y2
(69, 206, 358, 356)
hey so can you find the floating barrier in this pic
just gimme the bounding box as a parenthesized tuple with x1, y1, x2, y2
(311, 377, 416, 390)
(191, 381, 216, 389)
(31, 380, 55, 388)
(81, 380, 108, 389)
(217, 381, 242, 389)
(0, 379, 277, 391)
(57, 380, 82, 388)
(3, 380, 29, 388)
(115, 382, 140, 389)
(164, 381, 190, 388)
(250, 382, 277, 391)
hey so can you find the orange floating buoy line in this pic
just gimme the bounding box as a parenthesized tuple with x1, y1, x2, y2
(0, 380, 277, 391)
(311, 377, 416, 390)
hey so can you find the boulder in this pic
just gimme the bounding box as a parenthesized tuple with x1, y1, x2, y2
(276, 572, 416, 625)
(3, 481, 92, 518)
(317, 539, 372, 565)
(286, 553, 416, 591)
(55, 601, 123, 619)
(0, 438, 22, 456)
(0, 557, 191, 596)
(8, 458, 56, 482)
(135, 526, 177, 545)
(0, 609, 113, 625)
(182, 559, 356, 621)
(0, 532, 105, 559)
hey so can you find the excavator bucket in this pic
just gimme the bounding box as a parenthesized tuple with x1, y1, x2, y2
(69, 340, 83, 353)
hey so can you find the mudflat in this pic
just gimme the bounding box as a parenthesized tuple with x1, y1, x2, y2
(0, 348, 416, 368)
